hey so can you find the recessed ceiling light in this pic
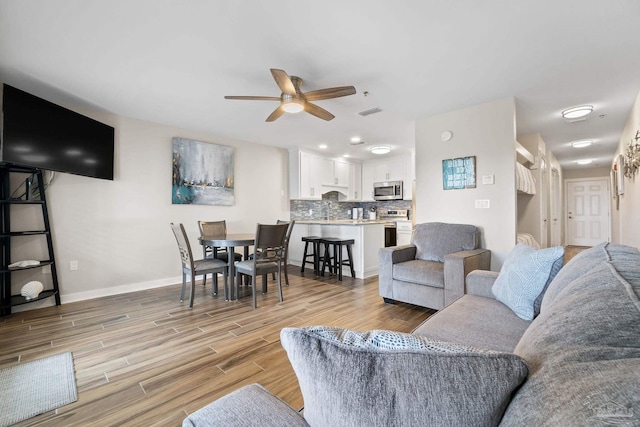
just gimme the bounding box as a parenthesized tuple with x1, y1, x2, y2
(349, 137, 365, 145)
(318, 144, 328, 149)
(343, 154, 350, 158)
(562, 105, 593, 119)
(576, 159, 593, 165)
(370, 145, 391, 155)
(571, 140, 593, 148)
(350, 137, 360, 143)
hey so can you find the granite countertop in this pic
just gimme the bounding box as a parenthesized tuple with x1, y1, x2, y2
(295, 219, 392, 225)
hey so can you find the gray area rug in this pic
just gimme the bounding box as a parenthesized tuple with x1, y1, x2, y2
(0, 352, 78, 426)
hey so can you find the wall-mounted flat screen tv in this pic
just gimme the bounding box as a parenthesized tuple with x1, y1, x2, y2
(1, 84, 115, 180)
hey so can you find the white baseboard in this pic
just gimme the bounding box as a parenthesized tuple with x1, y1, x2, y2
(61, 276, 182, 304)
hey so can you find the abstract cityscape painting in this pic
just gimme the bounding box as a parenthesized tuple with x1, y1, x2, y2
(172, 137, 235, 205)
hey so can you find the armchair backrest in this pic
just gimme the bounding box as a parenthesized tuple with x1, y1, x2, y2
(412, 222, 480, 262)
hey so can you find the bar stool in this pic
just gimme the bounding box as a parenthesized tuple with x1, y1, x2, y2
(301, 236, 323, 275)
(320, 237, 355, 281)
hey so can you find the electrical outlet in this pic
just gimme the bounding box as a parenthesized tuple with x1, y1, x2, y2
(70, 260, 78, 271)
(475, 200, 490, 209)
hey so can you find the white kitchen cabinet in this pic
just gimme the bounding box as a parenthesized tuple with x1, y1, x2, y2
(298, 151, 323, 199)
(373, 157, 405, 182)
(348, 162, 362, 201)
(291, 149, 359, 200)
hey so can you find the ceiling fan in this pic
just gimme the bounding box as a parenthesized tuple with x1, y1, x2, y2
(224, 68, 356, 122)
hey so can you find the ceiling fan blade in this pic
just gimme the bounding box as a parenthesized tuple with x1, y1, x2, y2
(270, 69, 297, 95)
(224, 95, 281, 101)
(305, 102, 335, 121)
(304, 86, 356, 101)
(266, 106, 286, 122)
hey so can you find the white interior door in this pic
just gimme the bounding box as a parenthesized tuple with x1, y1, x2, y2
(550, 168, 561, 246)
(566, 179, 610, 246)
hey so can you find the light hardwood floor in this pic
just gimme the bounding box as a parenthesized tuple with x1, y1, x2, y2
(0, 268, 434, 426)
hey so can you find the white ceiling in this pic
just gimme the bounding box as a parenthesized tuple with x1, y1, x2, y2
(1, 1, 639, 170)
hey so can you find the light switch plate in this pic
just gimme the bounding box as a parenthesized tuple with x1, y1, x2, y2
(482, 175, 495, 185)
(475, 200, 490, 209)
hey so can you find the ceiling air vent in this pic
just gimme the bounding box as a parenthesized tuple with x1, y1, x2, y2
(358, 107, 382, 117)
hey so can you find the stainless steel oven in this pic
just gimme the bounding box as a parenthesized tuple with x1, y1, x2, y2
(384, 224, 397, 247)
(378, 209, 409, 247)
(374, 180, 403, 201)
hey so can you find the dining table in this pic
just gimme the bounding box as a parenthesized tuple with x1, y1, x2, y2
(198, 233, 255, 301)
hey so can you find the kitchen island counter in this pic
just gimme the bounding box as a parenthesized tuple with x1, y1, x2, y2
(295, 219, 391, 225)
(289, 221, 385, 279)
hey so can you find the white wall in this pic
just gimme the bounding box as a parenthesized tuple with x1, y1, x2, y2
(415, 98, 517, 269)
(611, 89, 640, 248)
(11, 112, 290, 310)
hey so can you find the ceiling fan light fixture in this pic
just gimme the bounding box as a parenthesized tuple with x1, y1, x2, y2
(562, 105, 593, 119)
(571, 140, 593, 148)
(370, 145, 391, 155)
(281, 94, 304, 113)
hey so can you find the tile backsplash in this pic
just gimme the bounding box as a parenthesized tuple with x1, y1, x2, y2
(290, 192, 412, 220)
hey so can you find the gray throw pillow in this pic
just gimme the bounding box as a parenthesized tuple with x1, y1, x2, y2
(281, 326, 529, 427)
(492, 243, 564, 321)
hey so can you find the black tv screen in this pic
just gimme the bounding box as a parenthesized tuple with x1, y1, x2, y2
(1, 84, 115, 180)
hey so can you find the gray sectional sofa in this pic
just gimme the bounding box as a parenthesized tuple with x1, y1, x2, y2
(183, 242, 640, 426)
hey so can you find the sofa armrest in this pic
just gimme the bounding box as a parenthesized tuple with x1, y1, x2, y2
(443, 249, 491, 306)
(466, 270, 499, 298)
(379, 245, 417, 299)
(183, 384, 309, 427)
(380, 245, 417, 264)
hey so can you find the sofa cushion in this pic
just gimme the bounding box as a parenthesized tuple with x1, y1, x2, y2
(393, 259, 444, 287)
(492, 243, 564, 321)
(182, 383, 309, 427)
(540, 241, 608, 313)
(413, 222, 478, 262)
(281, 326, 528, 427)
(503, 243, 640, 426)
(412, 294, 531, 352)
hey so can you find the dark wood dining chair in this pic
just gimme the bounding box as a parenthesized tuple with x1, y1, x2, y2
(234, 223, 288, 309)
(198, 220, 243, 290)
(277, 219, 295, 286)
(198, 220, 243, 262)
(170, 223, 228, 308)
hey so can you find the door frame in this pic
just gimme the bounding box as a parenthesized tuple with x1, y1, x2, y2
(564, 177, 611, 245)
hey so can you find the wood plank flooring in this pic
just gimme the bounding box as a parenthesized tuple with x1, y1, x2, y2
(0, 268, 434, 426)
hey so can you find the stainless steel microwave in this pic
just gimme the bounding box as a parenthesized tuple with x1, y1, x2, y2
(374, 180, 403, 200)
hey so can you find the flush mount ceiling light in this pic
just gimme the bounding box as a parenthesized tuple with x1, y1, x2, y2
(281, 95, 304, 113)
(562, 105, 593, 119)
(350, 136, 365, 145)
(370, 145, 391, 155)
(576, 159, 593, 165)
(318, 144, 328, 149)
(571, 140, 593, 148)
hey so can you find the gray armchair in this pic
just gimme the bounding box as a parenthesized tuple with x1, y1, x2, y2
(379, 222, 491, 310)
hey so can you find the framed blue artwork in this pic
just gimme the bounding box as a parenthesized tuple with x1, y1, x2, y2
(442, 156, 476, 190)
(172, 138, 235, 205)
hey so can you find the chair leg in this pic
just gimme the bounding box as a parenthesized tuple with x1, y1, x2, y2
(262, 274, 268, 293)
(189, 273, 196, 309)
(337, 244, 343, 281)
(277, 264, 284, 302)
(346, 244, 355, 278)
(252, 275, 257, 309)
(301, 241, 309, 273)
(283, 261, 290, 286)
(211, 273, 218, 296)
(180, 271, 187, 302)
